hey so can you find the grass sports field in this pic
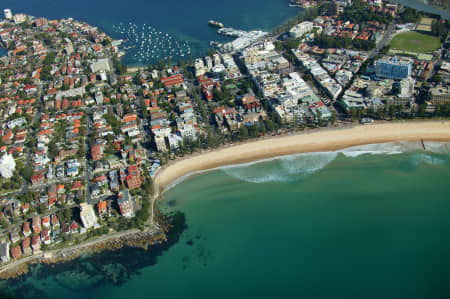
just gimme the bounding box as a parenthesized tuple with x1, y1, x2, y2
(390, 31, 441, 53)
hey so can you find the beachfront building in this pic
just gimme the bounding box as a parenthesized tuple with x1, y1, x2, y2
(430, 86, 450, 105)
(117, 190, 135, 218)
(375, 56, 412, 80)
(0, 242, 10, 263)
(79, 203, 98, 229)
(289, 21, 314, 39)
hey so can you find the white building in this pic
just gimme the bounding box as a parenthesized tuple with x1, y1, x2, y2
(213, 53, 221, 66)
(0, 154, 15, 178)
(205, 56, 213, 70)
(3, 9, 12, 20)
(7, 117, 27, 129)
(289, 21, 314, 39)
(194, 58, 206, 77)
(179, 124, 197, 141)
(155, 135, 167, 152)
(95, 91, 104, 105)
(168, 133, 183, 150)
(0, 242, 10, 263)
(79, 203, 98, 229)
(90, 58, 111, 73)
(13, 14, 26, 24)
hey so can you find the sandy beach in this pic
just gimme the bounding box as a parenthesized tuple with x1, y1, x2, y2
(156, 121, 450, 191)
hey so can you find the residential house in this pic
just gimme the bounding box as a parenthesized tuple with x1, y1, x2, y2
(22, 221, 31, 237)
(10, 246, 22, 260)
(0, 242, 9, 263)
(117, 190, 135, 218)
(31, 235, 41, 254)
(126, 165, 141, 190)
(32, 215, 41, 234)
(22, 238, 32, 256)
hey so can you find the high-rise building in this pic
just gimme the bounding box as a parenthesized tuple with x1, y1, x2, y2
(3, 9, 12, 20)
(289, 21, 314, 39)
(375, 56, 412, 80)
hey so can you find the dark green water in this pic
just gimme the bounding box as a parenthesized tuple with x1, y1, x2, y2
(2, 142, 450, 299)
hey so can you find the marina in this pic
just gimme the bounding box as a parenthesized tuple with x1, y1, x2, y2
(111, 21, 193, 65)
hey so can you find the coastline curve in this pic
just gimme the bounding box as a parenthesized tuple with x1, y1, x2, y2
(155, 121, 450, 193)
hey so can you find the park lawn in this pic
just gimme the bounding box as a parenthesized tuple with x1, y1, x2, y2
(390, 31, 441, 53)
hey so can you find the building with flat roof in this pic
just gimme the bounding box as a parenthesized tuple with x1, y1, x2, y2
(0, 242, 9, 263)
(117, 190, 135, 218)
(289, 21, 314, 39)
(375, 56, 412, 80)
(430, 86, 450, 105)
(3, 9, 12, 20)
(79, 203, 98, 229)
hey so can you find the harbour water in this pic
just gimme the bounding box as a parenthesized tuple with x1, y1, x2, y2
(397, 0, 450, 19)
(0, 47, 7, 57)
(0, 0, 299, 66)
(2, 141, 450, 299)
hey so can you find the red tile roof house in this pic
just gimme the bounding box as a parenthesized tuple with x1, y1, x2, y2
(95, 174, 108, 186)
(70, 221, 79, 233)
(31, 172, 45, 186)
(22, 221, 31, 237)
(160, 74, 184, 88)
(91, 143, 104, 161)
(41, 215, 51, 228)
(41, 229, 51, 245)
(97, 200, 107, 216)
(126, 164, 142, 190)
(52, 215, 60, 229)
(32, 215, 41, 234)
(31, 235, 41, 254)
(22, 237, 32, 256)
(10, 246, 22, 260)
(48, 184, 57, 203)
(22, 202, 30, 214)
(71, 180, 83, 191)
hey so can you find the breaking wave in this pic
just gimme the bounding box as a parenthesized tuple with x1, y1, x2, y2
(221, 142, 450, 184)
(222, 152, 338, 183)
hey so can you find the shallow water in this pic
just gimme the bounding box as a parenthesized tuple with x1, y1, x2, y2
(4, 142, 450, 299)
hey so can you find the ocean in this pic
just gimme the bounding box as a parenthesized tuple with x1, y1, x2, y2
(3, 141, 450, 299)
(0, 0, 300, 66)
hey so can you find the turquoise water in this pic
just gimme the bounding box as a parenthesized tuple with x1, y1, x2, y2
(3, 141, 450, 299)
(1, 0, 299, 65)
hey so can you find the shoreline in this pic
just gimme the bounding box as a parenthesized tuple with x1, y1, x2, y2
(1, 121, 449, 280)
(155, 121, 450, 192)
(0, 224, 168, 280)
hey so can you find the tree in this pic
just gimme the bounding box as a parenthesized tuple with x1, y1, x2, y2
(265, 119, 275, 132)
(238, 126, 249, 141)
(430, 75, 442, 83)
(434, 104, 441, 117)
(388, 105, 395, 119)
(64, 208, 73, 223)
(410, 105, 416, 118)
(330, 111, 337, 125)
(419, 104, 426, 118)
